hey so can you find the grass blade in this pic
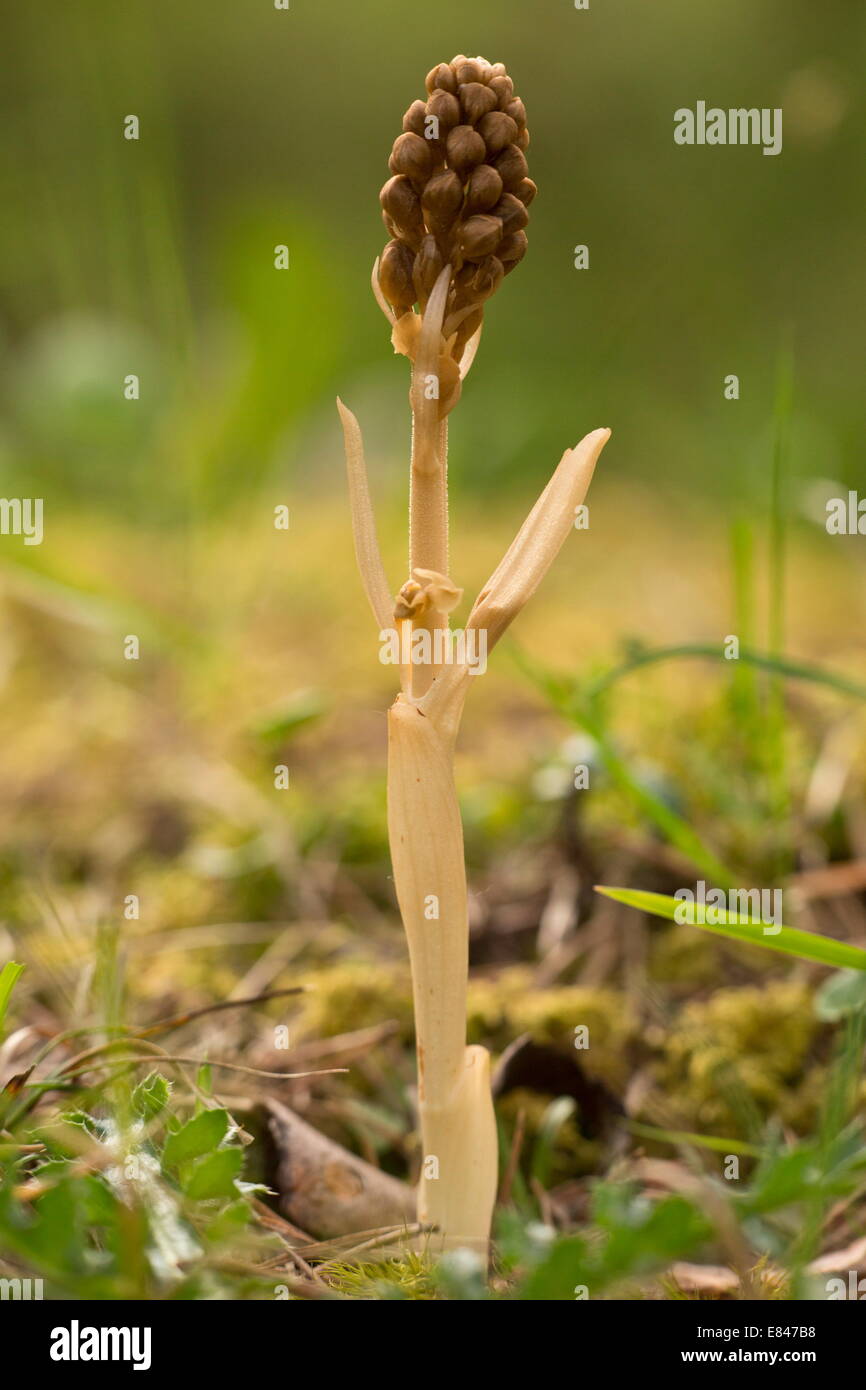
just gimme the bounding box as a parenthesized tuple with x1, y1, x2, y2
(628, 1121, 765, 1159)
(729, 519, 762, 762)
(531, 1097, 577, 1190)
(514, 646, 735, 887)
(0, 962, 25, 1039)
(584, 643, 866, 705)
(595, 886, 866, 972)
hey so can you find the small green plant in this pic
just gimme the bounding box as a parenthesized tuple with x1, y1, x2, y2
(0, 962, 24, 1039)
(0, 1068, 273, 1299)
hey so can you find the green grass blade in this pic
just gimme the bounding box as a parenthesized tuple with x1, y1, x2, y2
(595, 886, 866, 971)
(769, 340, 794, 666)
(729, 519, 762, 758)
(531, 1097, 577, 1190)
(584, 718, 734, 888)
(583, 643, 866, 705)
(0, 962, 25, 1039)
(513, 645, 734, 887)
(627, 1121, 765, 1159)
(765, 342, 795, 876)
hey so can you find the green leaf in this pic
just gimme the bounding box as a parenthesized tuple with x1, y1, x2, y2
(0, 961, 25, 1038)
(196, 1064, 213, 1097)
(815, 970, 866, 1021)
(518, 1191, 709, 1299)
(627, 1121, 765, 1158)
(741, 1145, 820, 1215)
(531, 1097, 576, 1189)
(598, 1193, 709, 1281)
(204, 1198, 253, 1242)
(163, 1108, 229, 1170)
(132, 1071, 172, 1121)
(182, 1147, 243, 1200)
(595, 886, 866, 972)
(735, 1131, 866, 1218)
(518, 1234, 590, 1300)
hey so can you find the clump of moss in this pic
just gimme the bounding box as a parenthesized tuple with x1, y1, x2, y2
(292, 963, 635, 1103)
(465, 969, 526, 1044)
(295, 961, 415, 1041)
(647, 922, 725, 988)
(510, 984, 634, 1088)
(325, 1253, 440, 1300)
(131, 864, 218, 930)
(467, 970, 634, 1088)
(648, 921, 782, 991)
(658, 981, 819, 1133)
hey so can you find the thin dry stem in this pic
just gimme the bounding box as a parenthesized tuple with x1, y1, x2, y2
(409, 266, 452, 696)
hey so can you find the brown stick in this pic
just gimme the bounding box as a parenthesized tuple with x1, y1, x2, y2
(262, 1098, 415, 1241)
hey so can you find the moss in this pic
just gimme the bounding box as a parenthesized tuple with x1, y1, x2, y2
(465, 970, 634, 1087)
(293, 963, 636, 1093)
(291, 962, 826, 1149)
(295, 961, 414, 1041)
(466, 969, 527, 1045)
(649, 922, 782, 989)
(648, 922, 724, 987)
(325, 1253, 439, 1300)
(293, 963, 634, 1118)
(658, 981, 819, 1133)
(509, 983, 634, 1087)
(129, 864, 220, 933)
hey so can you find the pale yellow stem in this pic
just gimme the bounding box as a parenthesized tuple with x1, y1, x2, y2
(340, 352, 610, 1261)
(387, 691, 497, 1252)
(409, 267, 452, 698)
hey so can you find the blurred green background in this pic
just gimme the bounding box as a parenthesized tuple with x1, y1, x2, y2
(1, 0, 865, 972)
(2, 0, 865, 523)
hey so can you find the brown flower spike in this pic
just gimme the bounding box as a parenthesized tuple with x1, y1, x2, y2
(377, 55, 535, 385)
(339, 55, 609, 1254)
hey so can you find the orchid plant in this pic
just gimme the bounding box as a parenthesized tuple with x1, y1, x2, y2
(339, 54, 610, 1252)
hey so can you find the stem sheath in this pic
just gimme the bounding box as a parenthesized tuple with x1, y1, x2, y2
(387, 691, 497, 1250)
